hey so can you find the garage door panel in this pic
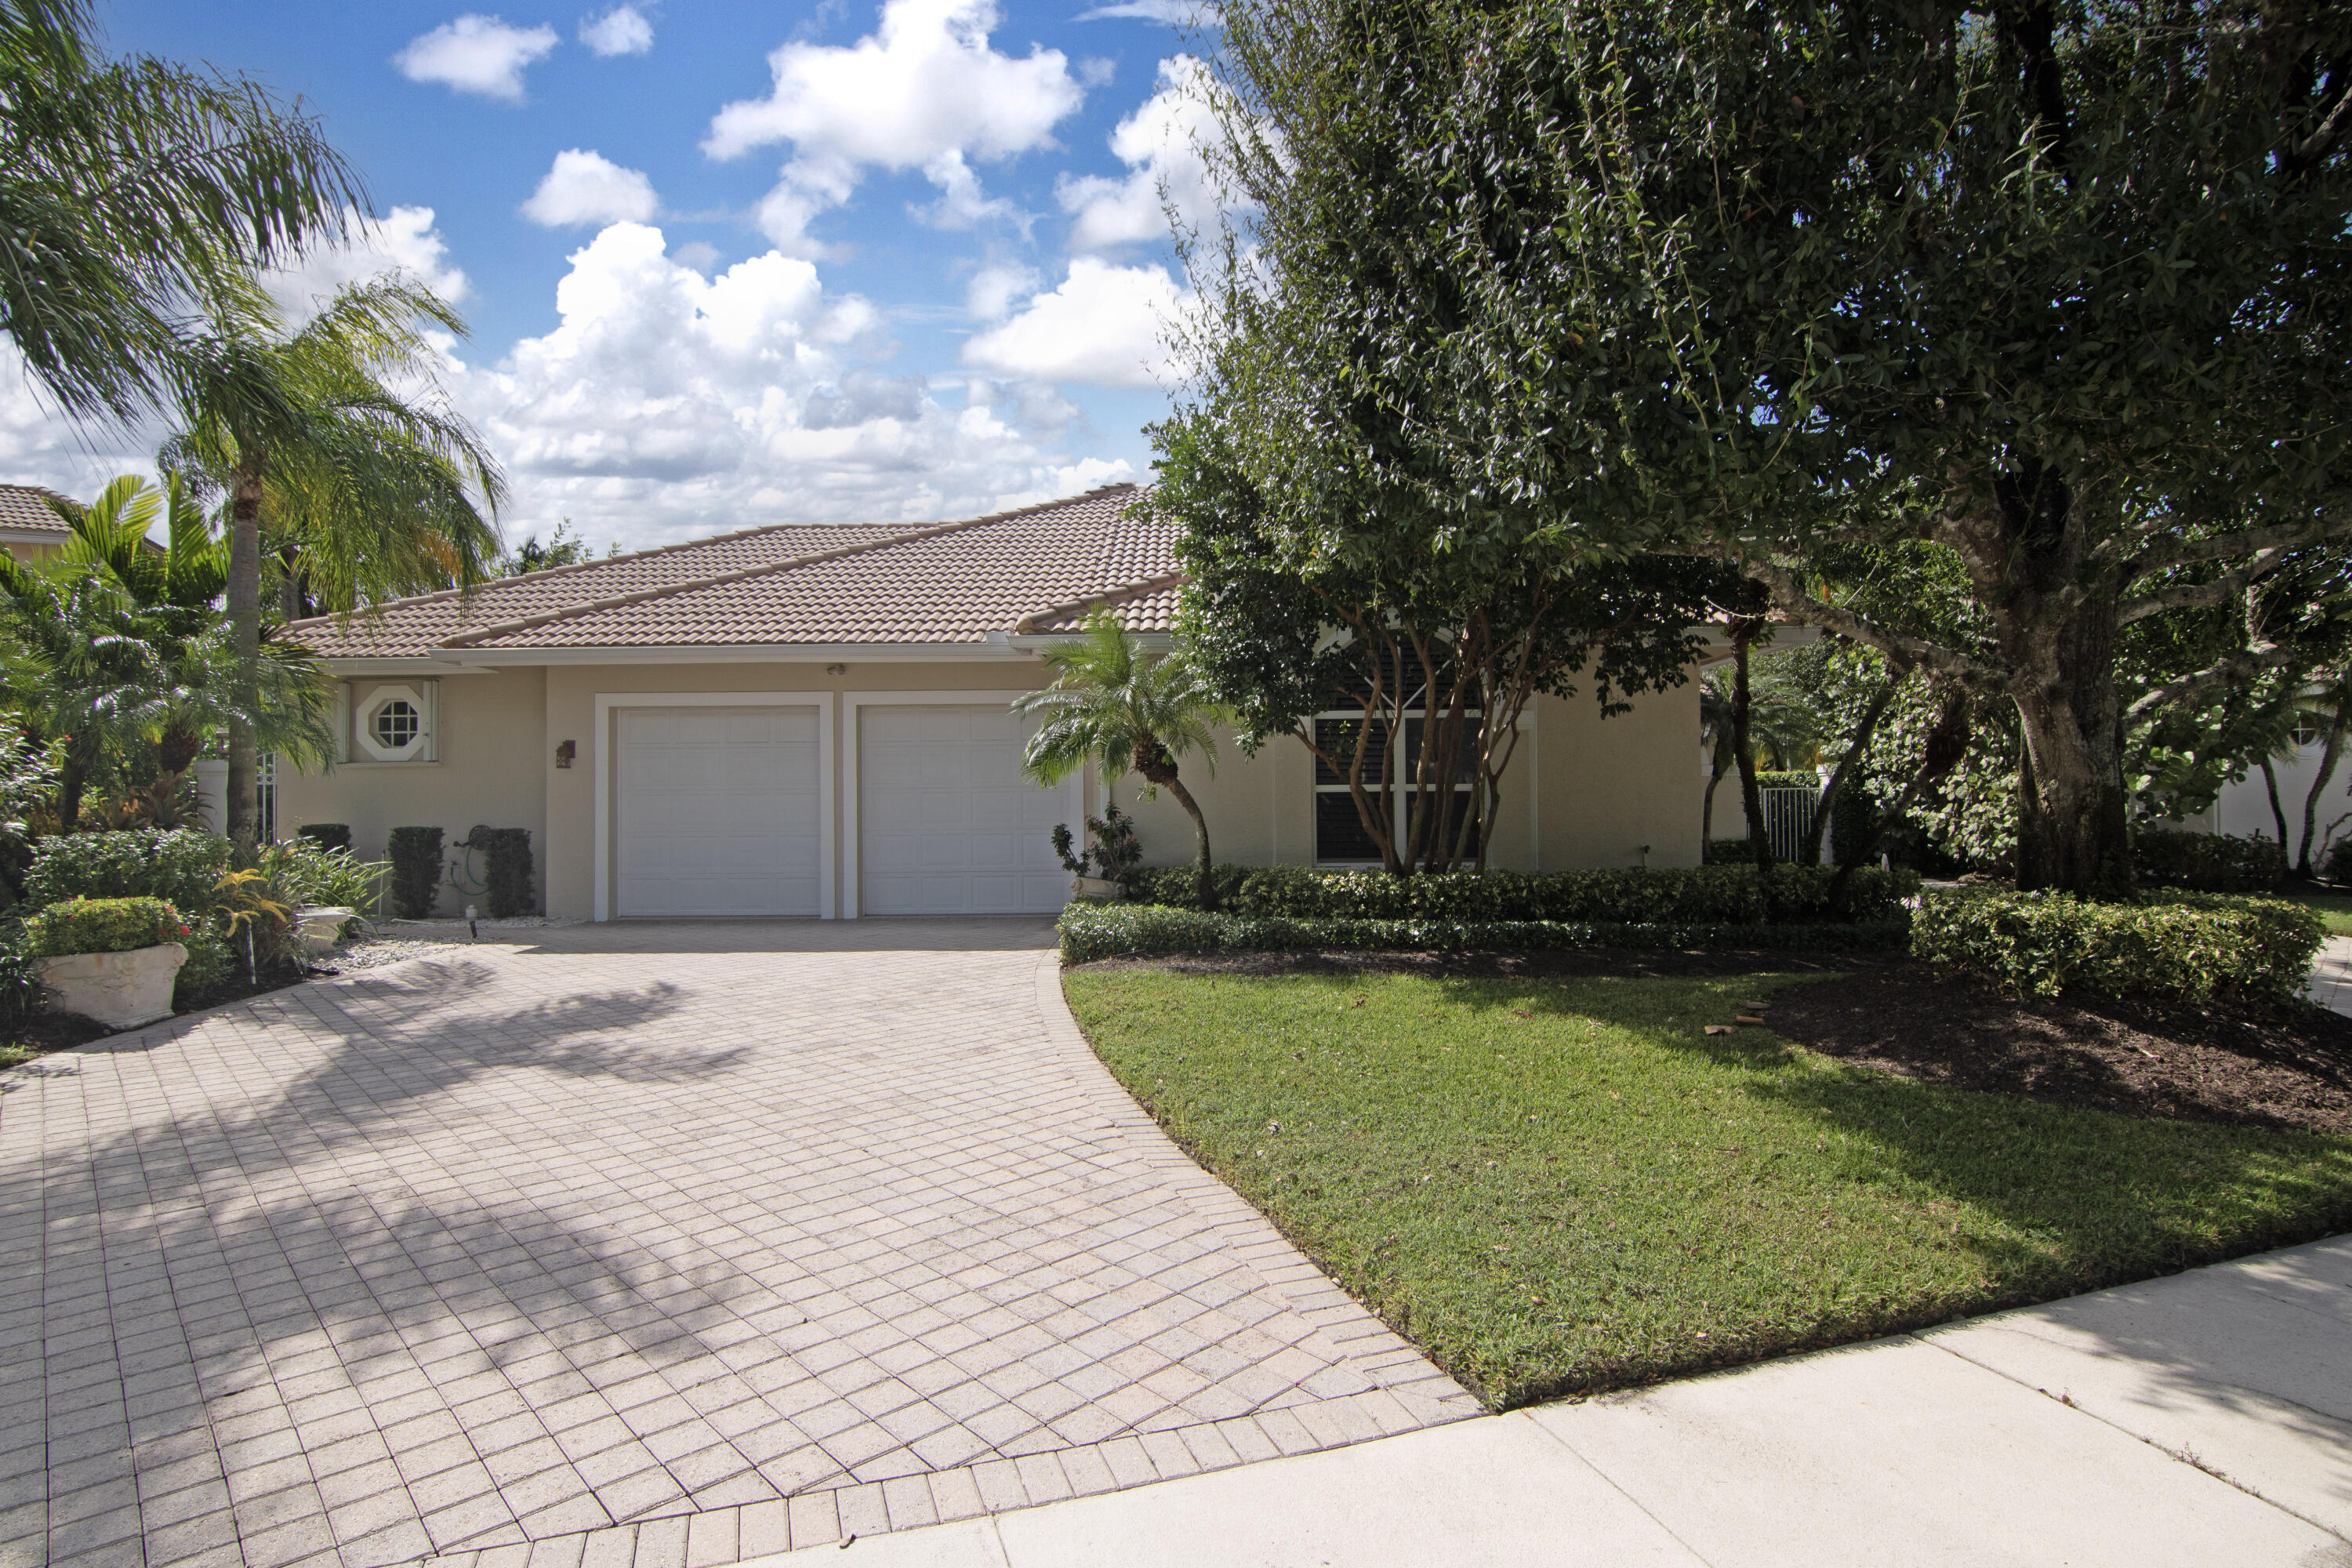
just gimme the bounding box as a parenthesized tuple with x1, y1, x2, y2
(616, 705, 822, 917)
(859, 704, 1070, 915)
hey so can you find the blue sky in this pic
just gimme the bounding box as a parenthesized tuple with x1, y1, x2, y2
(0, 0, 1218, 551)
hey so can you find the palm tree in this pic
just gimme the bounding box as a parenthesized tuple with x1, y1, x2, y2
(0, 0, 362, 422)
(1014, 614, 1228, 909)
(1699, 662, 1818, 844)
(163, 278, 506, 849)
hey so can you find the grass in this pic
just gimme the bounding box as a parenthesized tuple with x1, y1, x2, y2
(2276, 886, 2352, 937)
(1063, 966, 2352, 1410)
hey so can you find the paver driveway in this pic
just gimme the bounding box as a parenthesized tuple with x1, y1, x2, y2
(0, 921, 1474, 1568)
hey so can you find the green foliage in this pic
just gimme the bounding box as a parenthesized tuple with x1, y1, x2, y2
(1058, 904, 1908, 966)
(462, 826, 535, 917)
(496, 519, 614, 575)
(25, 895, 187, 956)
(0, 0, 364, 421)
(1704, 839, 1758, 866)
(385, 826, 442, 920)
(297, 822, 351, 855)
(24, 828, 231, 914)
(1911, 891, 2325, 1003)
(2132, 829, 2286, 895)
(251, 836, 386, 912)
(1052, 804, 1142, 884)
(2327, 838, 2352, 887)
(1123, 863, 1918, 924)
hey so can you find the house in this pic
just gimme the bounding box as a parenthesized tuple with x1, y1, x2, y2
(0, 483, 74, 564)
(277, 486, 1706, 919)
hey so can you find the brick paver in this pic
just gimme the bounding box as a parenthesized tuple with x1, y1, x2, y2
(0, 920, 1475, 1568)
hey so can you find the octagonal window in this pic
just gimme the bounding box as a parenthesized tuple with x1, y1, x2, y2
(371, 699, 421, 752)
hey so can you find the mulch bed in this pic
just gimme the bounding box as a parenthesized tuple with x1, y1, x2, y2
(1091, 947, 2352, 1138)
(1762, 969, 2352, 1137)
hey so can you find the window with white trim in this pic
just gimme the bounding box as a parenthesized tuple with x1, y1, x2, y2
(1312, 710, 1485, 864)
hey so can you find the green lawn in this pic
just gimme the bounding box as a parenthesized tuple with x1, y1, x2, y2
(1064, 966, 2352, 1409)
(2277, 887, 2352, 937)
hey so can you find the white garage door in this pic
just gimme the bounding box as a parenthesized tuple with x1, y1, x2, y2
(615, 706, 822, 916)
(859, 705, 1072, 914)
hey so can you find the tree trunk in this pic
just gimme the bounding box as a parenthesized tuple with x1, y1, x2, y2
(2299, 702, 2347, 877)
(57, 750, 86, 833)
(1800, 673, 1901, 866)
(225, 465, 265, 854)
(1969, 466, 2131, 894)
(2262, 757, 2292, 851)
(1730, 621, 1777, 916)
(1702, 768, 1722, 844)
(1137, 739, 1215, 910)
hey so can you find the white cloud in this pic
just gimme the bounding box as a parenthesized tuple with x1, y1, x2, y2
(1076, 0, 1214, 21)
(394, 14, 559, 101)
(703, 0, 1087, 254)
(448, 223, 1133, 546)
(965, 263, 1039, 320)
(264, 205, 471, 320)
(1058, 55, 1221, 252)
(961, 256, 1185, 387)
(521, 150, 660, 228)
(579, 4, 653, 55)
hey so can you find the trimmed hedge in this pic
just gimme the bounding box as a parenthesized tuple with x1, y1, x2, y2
(463, 826, 535, 917)
(1121, 862, 1918, 924)
(2132, 828, 2285, 894)
(26, 896, 189, 958)
(386, 826, 443, 920)
(1910, 888, 2323, 1001)
(1059, 902, 1910, 966)
(23, 829, 231, 916)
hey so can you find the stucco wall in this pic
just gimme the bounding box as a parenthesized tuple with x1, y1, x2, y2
(283, 653, 1708, 919)
(274, 668, 548, 916)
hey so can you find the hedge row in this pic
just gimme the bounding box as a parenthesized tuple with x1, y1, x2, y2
(2132, 829, 2285, 894)
(1119, 862, 1919, 924)
(1911, 889, 2323, 1002)
(24, 897, 190, 959)
(1058, 903, 1911, 966)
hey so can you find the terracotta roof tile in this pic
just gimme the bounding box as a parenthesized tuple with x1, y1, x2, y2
(286, 485, 1180, 657)
(0, 484, 72, 536)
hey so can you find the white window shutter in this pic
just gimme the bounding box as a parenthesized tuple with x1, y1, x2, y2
(333, 684, 350, 764)
(420, 680, 440, 763)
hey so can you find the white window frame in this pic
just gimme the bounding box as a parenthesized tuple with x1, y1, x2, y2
(591, 691, 838, 923)
(841, 691, 1078, 920)
(1310, 704, 1526, 866)
(354, 682, 435, 763)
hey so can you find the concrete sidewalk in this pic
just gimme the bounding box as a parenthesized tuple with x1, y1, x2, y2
(747, 1235, 2352, 1567)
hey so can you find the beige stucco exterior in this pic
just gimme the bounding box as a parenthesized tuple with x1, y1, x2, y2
(278, 653, 1706, 919)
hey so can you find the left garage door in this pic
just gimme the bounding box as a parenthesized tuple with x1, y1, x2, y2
(615, 706, 822, 916)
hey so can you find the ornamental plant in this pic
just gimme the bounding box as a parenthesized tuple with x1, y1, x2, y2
(25, 896, 188, 957)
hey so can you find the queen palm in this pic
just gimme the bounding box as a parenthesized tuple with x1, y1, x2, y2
(165, 278, 506, 849)
(1, 0, 361, 421)
(1015, 614, 1228, 909)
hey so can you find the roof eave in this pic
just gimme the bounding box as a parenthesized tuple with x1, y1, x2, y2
(418, 640, 1050, 668)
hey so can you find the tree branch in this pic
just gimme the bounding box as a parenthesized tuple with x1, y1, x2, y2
(1733, 554, 2004, 689)
(2127, 511, 2352, 579)
(2116, 547, 2293, 626)
(2125, 641, 2299, 727)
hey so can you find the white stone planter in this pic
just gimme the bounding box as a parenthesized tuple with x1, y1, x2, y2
(293, 906, 358, 956)
(1070, 876, 1126, 900)
(36, 942, 188, 1030)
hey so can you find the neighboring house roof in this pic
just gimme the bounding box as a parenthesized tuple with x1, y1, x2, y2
(0, 483, 74, 542)
(285, 485, 1178, 659)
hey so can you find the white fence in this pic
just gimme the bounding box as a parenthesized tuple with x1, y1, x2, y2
(1759, 786, 1819, 862)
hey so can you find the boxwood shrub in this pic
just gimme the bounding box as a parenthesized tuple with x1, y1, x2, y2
(461, 826, 535, 917)
(1122, 863, 1918, 924)
(1910, 888, 2324, 1001)
(1059, 903, 1910, 966)
(25, 896, 190, 958)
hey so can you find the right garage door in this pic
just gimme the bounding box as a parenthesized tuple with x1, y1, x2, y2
(858, 704, 1073, 914)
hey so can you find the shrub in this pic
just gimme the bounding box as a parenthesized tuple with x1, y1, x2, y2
(25, 896, 189, 957)
(2325, 835, 2352, 887)
(1755, 770, 1820, 792)
(462, 826, 535, 917)
(1910, 888, 2323, 1002)
(1704, 837, 1757, 864)
(252, 837, 389, 913)
(1126, 863, 1252, 909)
(297, 823, 353, 855)
(1125, 863, 1918, 924)
(23, 829, 232, 916)
(1058, 902, 1909, 965)
(385, 826, 443, 919)
(2132, 828, 2284, 893)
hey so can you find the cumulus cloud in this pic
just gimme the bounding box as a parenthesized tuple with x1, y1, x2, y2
(965, 263, 1039, 319)
(264, 206, 471, 320)
(1058, 55, 1221, 252)
(703, 0, 1087, 254)
(394, 14, 560, 101)
(521, 150, 660, 227)
(961, 256, 1184, 387)
(579, 4, 653, 55)
(449, 223, 1133, 546)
